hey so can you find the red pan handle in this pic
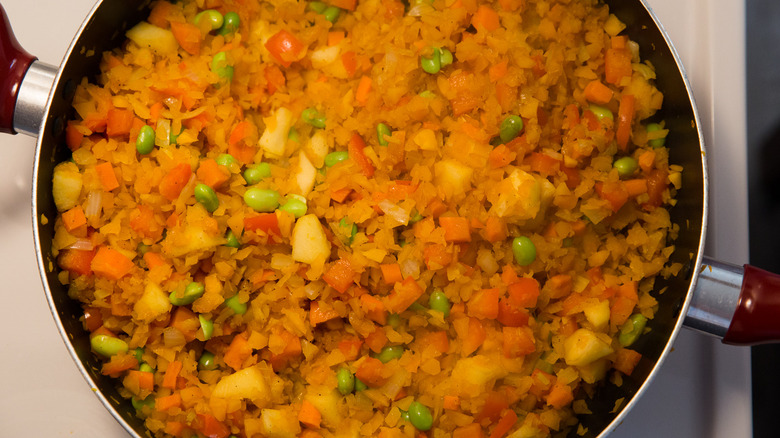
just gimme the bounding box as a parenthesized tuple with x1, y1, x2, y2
(723, 264, 780, 345)
(0, 3, 36, 134)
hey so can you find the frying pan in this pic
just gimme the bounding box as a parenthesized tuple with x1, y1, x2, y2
(0, 0, 767, 436)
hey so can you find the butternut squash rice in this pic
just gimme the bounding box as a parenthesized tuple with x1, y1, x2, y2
(51, 0, 682, 436)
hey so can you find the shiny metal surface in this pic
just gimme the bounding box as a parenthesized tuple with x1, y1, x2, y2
(13, 60, 56, 137)
(685, 257, 743, 338)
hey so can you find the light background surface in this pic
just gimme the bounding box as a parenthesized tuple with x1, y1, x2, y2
(0, 1, 750, 436)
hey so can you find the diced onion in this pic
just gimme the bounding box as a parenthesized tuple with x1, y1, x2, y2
(65, 238, 94, 251)
(84, 191, 102, 218)
(400, 258, 420, 278)
(378, 199, 409, 226)
(163, 327, 186, 348)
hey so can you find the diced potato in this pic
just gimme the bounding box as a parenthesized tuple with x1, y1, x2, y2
(259, 107, 294, 158)
(134, 282, 171, 323)
(487, 169, 541, 219)
(52, 162, 83, 212)
(563, 328, 614, 367)
(291, 214, 331, 265)
(213, 365, 272, 407)
(304, 386, 344, 427)
(162, 225, 224, 258)
(577, 358, 610, 384)
(295, 151, 317, 196)
(260, 408, 301, 438)
(583, 300, 610, 331)
(310, 45, 340, 68)
(450, 355, 508, 396)
(305, 130, 329, 168)
(126, 22, 178, 55)
(434, 159, 473, 199)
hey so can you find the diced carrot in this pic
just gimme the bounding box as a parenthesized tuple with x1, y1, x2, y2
(228, 140, 256, 165)
(477, 391, 509, 422)
(497, 299, 529, 327)
(379, 263, 403, 284)
(546, 383, 574, 409)
(471, 4, 500, 32)
(299, 399, 322, 429)
(355, 357, 388, 387)
(269, 329, 303, 370)
(156, 393, 182, 412)
(83, 307, 103, 332)
(384, 276, 425, 314)
(338, 338, 363, 361)
(328, 31, 345, 47)
(610, 296, 636, 329)
(148, 1, 175, 28)
(198, 414, 230, 438)
(65, 122, 84, 151)
(614, 348, 642, 376)
(443, 395, 460, 411)
(159, 163, 192, 201)
(196, 158, 230, 189)
(331, 0, 357, 10)
(454, 424, 484, 438)
(224, 333, 252, 371)
(502, 326, 536, 358)
(638, 149, 656, 173)
(426, 197, 447, 218)
(527, 152, 560, 176)
(170, 21, 202, 56)
(611, 35, 628, 49)
(424, 331, 450, 355)
(489, 60, 508, 82)
(164, 421, 185, 438)
(488, 144, 516, 169)
(616, 94, 635, 151)
(244, 212, 281, 237)
(310, 300, 340, 326)
(507, 278, 540, 308)
(149, 102, 163, 125)
(643, 168, 668, 210)
(596, 180, 629, 212)
(342, 51, 358, 77)
(162, 360, 183, 390)
(91, 247, 134, 280)
(562, 103, 580, 130)
(59, 249, 96, 277)
(605, 47, 632, 85)
(106, 108, 134, 137)
(489, 409, 518, 438)
(323, 258, 355, 293)
(300, 431, 323, 438)
(460, 317, 486, 356)
(111, 293, 132, 317)
(360, 294, 388, 325)
(265, 29, 305, 68)
(547, 274, 573, 299)
(439, 216, 471, 242)
(584, 80, 614, 105)
(61, 206, 87, 232)
(348, 133, 375, 177)
(624, 179, 648, 196)
(423, 243, 453, 270)
(170, 306, 200, 342)
(95, 162, 120, 191)
(355, 76, 372, 106)
(483, 215, 508, 243)
(494, 82, 517, 112)
(143, 252, 167, 270)
(265, 64, 286, 95)
(101, 353, 138, 377)
(467, 288, 500, 320)
(126, 370, 154, 392)
(364, 326, 388, 353)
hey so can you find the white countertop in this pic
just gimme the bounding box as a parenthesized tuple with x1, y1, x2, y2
(0, 0, 750, 436)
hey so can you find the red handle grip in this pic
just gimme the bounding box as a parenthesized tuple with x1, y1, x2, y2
(0, 4, 36, 134)
(723, 264, 780, 345)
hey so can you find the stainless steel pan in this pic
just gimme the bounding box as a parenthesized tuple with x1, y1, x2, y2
(0, 0, 772, 436)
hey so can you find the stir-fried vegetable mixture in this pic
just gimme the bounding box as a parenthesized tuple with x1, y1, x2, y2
(51, 0, 682, 436)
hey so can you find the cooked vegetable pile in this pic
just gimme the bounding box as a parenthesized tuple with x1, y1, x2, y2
(50, 0, 682, 436)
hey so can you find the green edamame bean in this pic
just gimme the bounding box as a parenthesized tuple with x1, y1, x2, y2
(225, 229, 241, 248)
(194, 9, 224, 30)
(217, 153, 237, 168)
(589, 104, 613, 121)
(169, 281, 206, 306)
(562, 237, 573, 248)
(288, 127, 300, 142)
(301, 107, 326, 128)
(136, 242, 150, 256)
(336, 367, 355, 395)
(324, 151, 349, 168)
(134, 347, 144, 361)
(169, 127, 182, 145)
(428, 290, 450, 317)
(244, 188, 280, 212)
(136, 125, 155, 154)
(308, 1, 327, 13)
(139, 363, 154, 373)
(619, 313, 648, 347)
(211, 52, 234, 82)
(418, 90, 435, 99)
(376, 345, 404, 363)
(409, 209, 423, 224)
(219, 11, 240, 36)
(338, 218, 358, 245)
(199, 315, 214, 340)
(131, 396, 155, 411)
(354, 378, 368, 392)
(279, 197, 307, 218)
(646, 122, 667, 148)
(499, 115, 524, 143)
(91, 334, 129, 357)
(225, 295, 247, 314)
(387, 313, 401, 329)
(512, 236, 536, 266)
(407, 401, 433, 431)
(399, 409, 410, 422)
(243, 162, 272, 185)
(421, 48, 442, 74)
(440, 48, 453, 67)
(614, 156, 638, 178)
(377, 123, 391, 146)
(322, 6, 341, 22)
(199, 351, 217, 370)
(194, 183, 219, 213)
